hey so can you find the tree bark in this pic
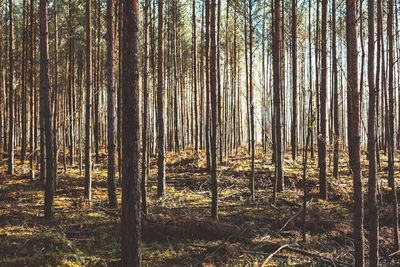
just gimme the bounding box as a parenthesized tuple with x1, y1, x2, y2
(291, 0, 297, 161)
(7, 0, 14, 175)
(319, 0, 327, 200)
(141, 0, 150, 215)
(346, 0, 365, 265)
(157, 0, 166, 197)
(332, 0, 339, 180)
(40, 0, 55, 219)
(367, 0, 378, 265)
(85, 0, 92, 200)
(106, 0, 117, 208)
(121, 0, 141, 265)
(272, 0, 283, 200)
(387, 0, 399, 250)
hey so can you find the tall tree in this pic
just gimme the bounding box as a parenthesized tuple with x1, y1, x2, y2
(40, 0, 55, 219)
(387, 0, 399, 250)
(210, 0, 218, 219)
(346, 0, 365, 264)
(106, 0, 117, 208)
(21, 0, 27, 163)
(157, 0, 165, 197)
(7, 0, 14, 175)
(85, 0, 92, 200)
(53, 0, 59, 181)
(248, 0, 255, 201)
(332, 0, 339, 180)
(319, 0, 327, 200)
(291, 0, 297, 160)
(121, 0, 141, 264)
(273, 0, 283, 199)
(193, 0, 198, 151)
(367, 0, 378, 265)
(141, 0, 150, 215)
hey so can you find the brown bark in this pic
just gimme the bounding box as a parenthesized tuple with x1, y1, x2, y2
(332, 0, 339, 180)
(367, 0, 378, 265)
(210, 0, 218, 219)
(319, 0, 327, 200)
(121, 0, 141, 264)
(346, 0, 365, 264)
(141, 0, 150, 215)
(7, 0, 14, 175)
(40, 0, 55, 219)
(85, 0, 92, 200)
(272, 0, 283, 200)
(157, 0, 166, 197)
(21, 0, 27, 163)
(291, 0, 297, 161)
(387, 0, 399, 250)
(106, 0, 117, 208)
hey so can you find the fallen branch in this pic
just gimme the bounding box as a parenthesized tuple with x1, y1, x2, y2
(244, 241, 353, 267)
(261, 244, 289, 266)
(278, 199, 313, 233)
(381, 249, 400, 261)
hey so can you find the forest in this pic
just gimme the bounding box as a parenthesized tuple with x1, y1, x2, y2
(1, 0, 400, 266)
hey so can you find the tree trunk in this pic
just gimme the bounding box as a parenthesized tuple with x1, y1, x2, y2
(272, 0, 283, 200)
(367, 0, 378, 265)
(319, 0, 327, 200)
(106, 0, 117, 208)
(210, 0, 218, 219)
(332, 0, 339, 180)
(21, 0, 27, 163)
(121, 0, 141, 265)
(141, 0, 150, 215)
(346, 0, 365, 265)
(40, 0, 55, 219)
(387, 0, 399, 250)
(193, 0, 198, 152)
(291, 0, 297, 161)
(7, 0, 14, 175)
(85, 0, 92, 200)
(157, 0, 166, 197)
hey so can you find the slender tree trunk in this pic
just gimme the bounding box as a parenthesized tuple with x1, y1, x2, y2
(106, 0, 117, 208)
(273, 0, 283, 200)
(53, 0, 58, 182)
(121, 0, 141, 264)
(205, 0, 211, 171)
(376, 0, 382, 170)
(29, 0, 35, 178)
(291, 0, 297, 161)
(210, 0, 218, 219)
(248, 0, 255, 201)
(346, 0, 365, 264)
(94, 2, 101, 164)
(40, 0, 55, 219)
(308, 0, 314, 159)
(367, 0, 378, 265)
(141, 0, 150, 215)
(21, 0, 27, 163)
(319, 0, 327, 200)
(85, 0, 92, 200)
(332, 0, 339, 180)
(387, 0, 399, 250)
(193, 0, 198, 152)
(7, 0, 14, 175)
(157, 0, 166, 197)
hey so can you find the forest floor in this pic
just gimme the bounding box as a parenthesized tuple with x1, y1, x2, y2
(1, 144, 400, 266)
